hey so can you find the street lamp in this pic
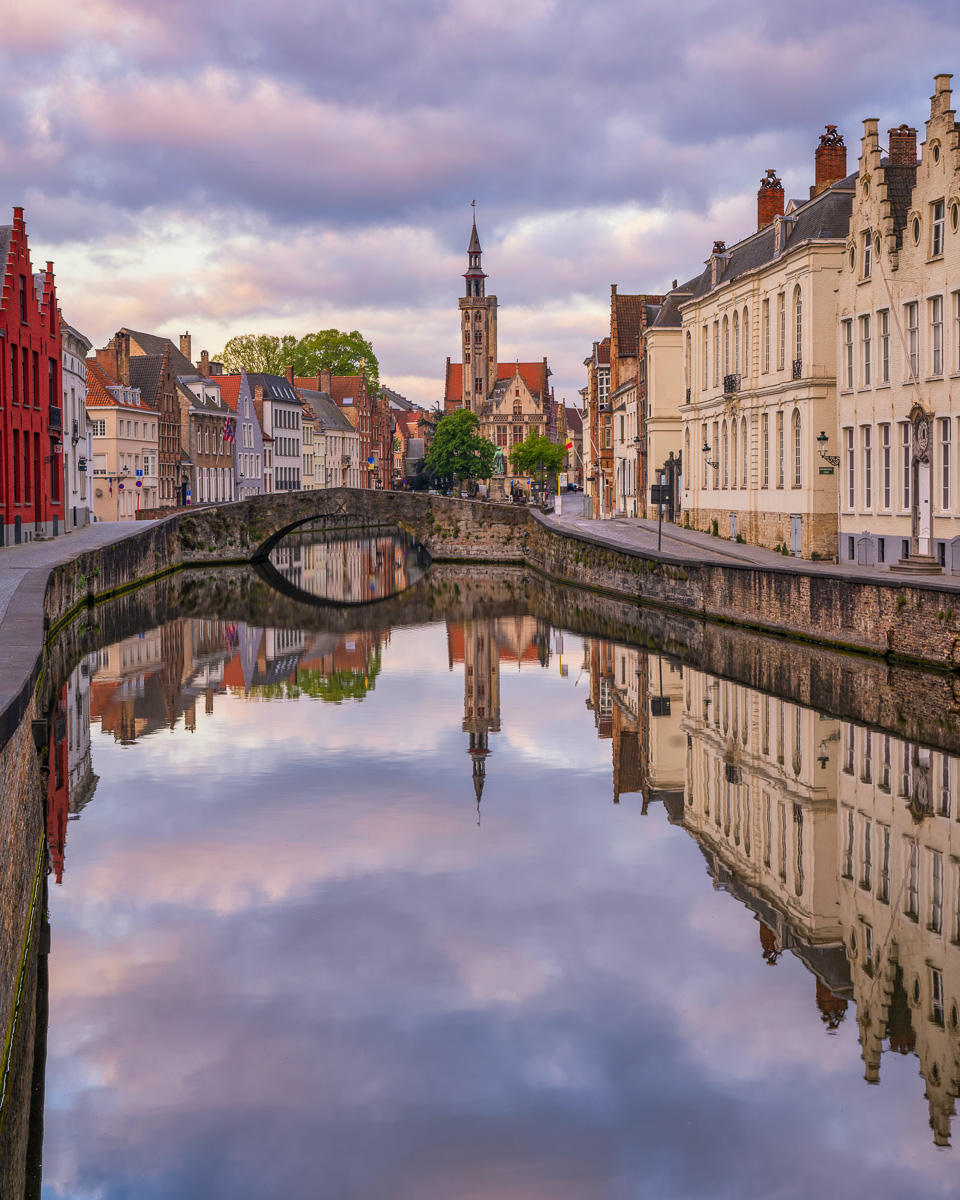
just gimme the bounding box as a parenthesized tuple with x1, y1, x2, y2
(817, 739, 830, 769)
(702, 440, 718, 469)
(816, 430, 840, 467)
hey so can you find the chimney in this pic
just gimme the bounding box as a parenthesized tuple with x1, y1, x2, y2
(197, 350, 210, 377)
(94, 345, 119, 381)
(318, 368, 332, 394)
(285, 365, 295, 386)
(757, 169, 785, 229)
(179, 332, 192, 361)
(814, 125, 847, 195)
(709, 240, 728, 289)
(888, 124, 918, 167)
(115, 330, 130, 385)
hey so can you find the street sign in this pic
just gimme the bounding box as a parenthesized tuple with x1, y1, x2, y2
(650, 484, 672, 504)
(819, 466, 834, 475)
(136, 468, 143, 477)
(136, 479, 142, 489)
(558, 472, 567, 489)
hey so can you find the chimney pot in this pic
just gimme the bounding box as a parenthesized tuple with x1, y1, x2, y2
(888, 124, 918, 167)
(198, 350, 210, 377)
(179, 332, 192, 361)
(814, 125, 847, 195)
(757, 168, 785, 230)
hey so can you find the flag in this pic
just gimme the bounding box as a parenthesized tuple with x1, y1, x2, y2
(565, 440, 573, 450)
(223, 418, 235, 444)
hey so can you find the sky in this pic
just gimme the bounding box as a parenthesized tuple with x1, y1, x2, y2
(7, 1, 960, 407)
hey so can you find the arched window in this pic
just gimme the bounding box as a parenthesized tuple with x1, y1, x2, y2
(685, 428, 690, 489)
(722, 420, 729, 488)
(794, 286, 802, 364)
(723, 316, 730, 376)
(733, 311, 740, 374)
(742, 307, 749, 376)
(685, 332, 691, 391)
(732, 420, 738, 488)
(741, 416, 747, 488)
(701, 423, 708, 489)
(793, 408, 802, 486)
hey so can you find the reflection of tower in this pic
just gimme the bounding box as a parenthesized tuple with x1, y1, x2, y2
(461, 620, 500, 816)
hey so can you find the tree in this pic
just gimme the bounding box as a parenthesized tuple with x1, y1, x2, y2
(508, 430, 565, 482)
(215, 329, 380, 387)
(424, 409, 496, 488)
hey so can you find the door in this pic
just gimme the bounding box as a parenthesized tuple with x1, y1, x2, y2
(790, 514, 802, 556)
(915, 459, 932, 555)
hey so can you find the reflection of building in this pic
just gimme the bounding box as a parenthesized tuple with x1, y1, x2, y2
(46, 685, 69, 884)
(835, 722, 960, 1145)
(269, 529, 429, 604)
(447, 617, 550, 808)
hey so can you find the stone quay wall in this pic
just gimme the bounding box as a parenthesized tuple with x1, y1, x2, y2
(29, 488, 960, 680)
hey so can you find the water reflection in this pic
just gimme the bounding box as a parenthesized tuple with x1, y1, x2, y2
(9, 570, 960, 1195)
(267, 524, 430, 604)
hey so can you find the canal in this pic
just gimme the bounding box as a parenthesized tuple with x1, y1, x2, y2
(2, 523, 960, 1198)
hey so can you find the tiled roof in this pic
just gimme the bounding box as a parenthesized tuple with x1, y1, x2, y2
(563, 405, 583, 433)
(245, 373, 301, 403)
(121, 328, 195, 375)
(595, 337, 610, 365)
(330, 375, 361, 405)
(445, 360, 548, 404)
(651, 277, 699, 328)
(213, 374, 242, 409)
(689, 180, 855, 300)
(880, 160, 917, 249)
(85, 359, 145, 409)
(128, 355, 163, 409)
(613, 294, 647, 352)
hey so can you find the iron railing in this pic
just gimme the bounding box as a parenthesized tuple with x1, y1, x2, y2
(792, 358, 802, 380)
(48, 405, 62, 433)
(722, 374, 740, 395)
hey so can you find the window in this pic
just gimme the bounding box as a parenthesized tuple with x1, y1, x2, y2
(881, 423, 891, 508)
(685, 332, 691, 392)
(763, 298, 770, 372)
(722, 420, 728, 488)
(860, 314, 871, 385)
(713, 321, 720, 386)
(845, 427, 855, 508)
(862, 425, 872, 508)
(777, 411, 784, 488)
(700, 424, 708, 489)
(733, 311, 739, 373)
(901, 422, 912, 509)
(905, 837, 919, 919)
(878, 824, 891, 903)
(778, 292, 785, 368)
(741, 417, 747, 487)
(941, 418, 951, 510)
(742, 307, 749, 377)
(906, 301, 919, 377)
(731, 420, 737, 488)
(932, 850, 944, 934)
(842, 807, 854, 878)
(792, 409, 801, 487)
(19, 275, 26, 322)
(842, 319, 854, 388)
(940, 755, 952, 816)
(702, 325, 708, 389)
(932, 295, 944, 375)
(762, 413, 769, 488)
(862, 230, 872, 278)
(933, 199, 945, 256)
(860, 817, 873, 889)
(794, 287, 802, 363)
(879, 309, 890, 383)
(712, 420, 719, 489)
(723, 316, 730, 376)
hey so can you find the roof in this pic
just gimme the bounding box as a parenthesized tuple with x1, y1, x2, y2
(120, 328, 195, 375)
(880, 160, 917, 249)
(85, 359, 146, 410)
(651, 277, 699, 328)
(612, 294, 652, 354)
(563, 406, 583, 434)
(444, 360, 548, 405)
(689, 178, 855, 301)
(382, 387, 416, 410)
(595, 337, 610, 365)
(176, 379, 228, 416)
(213, 374, 242, 409)
(60, 321, 92, 352)
(128, 355, 164, 409)
(0, 227, 11, 284)
(216, 372, 301, 404)
(298, 388, 356, 433)
(468, 220, 482, 254)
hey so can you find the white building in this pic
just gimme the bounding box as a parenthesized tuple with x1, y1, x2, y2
(61, 321, 93, 529)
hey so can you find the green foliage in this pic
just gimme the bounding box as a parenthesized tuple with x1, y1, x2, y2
(215, 329, 380, 389)
(710, 519, 719, 537)
(425, 409, 496, 484)
(508, 429, 565, 477)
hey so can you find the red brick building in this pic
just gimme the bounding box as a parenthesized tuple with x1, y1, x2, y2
(295, 367, 391, 488)
(0, 208, 65, 543)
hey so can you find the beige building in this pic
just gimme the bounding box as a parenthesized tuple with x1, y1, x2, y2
(299, 388, 361, 488)
(643, 283, 693, 519)
(836, 75, 960, 573)
(85, 359, 158, 520)
(679, 131, 854, 558)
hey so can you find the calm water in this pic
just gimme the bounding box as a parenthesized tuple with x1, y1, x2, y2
(17, 528, 960, 1198)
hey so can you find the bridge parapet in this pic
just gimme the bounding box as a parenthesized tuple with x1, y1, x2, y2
(175, 488, 530, 564)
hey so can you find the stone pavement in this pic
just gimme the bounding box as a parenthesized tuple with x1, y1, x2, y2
(553, 493, 960, 591)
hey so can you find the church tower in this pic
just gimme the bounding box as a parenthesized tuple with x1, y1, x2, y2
(462, 619, 501, 809)
(459, 216, 498, 412)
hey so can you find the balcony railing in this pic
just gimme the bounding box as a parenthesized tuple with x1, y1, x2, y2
(792, 358, 802, 380)
(722, 374, 740, 395)
(341, 455, 351, 466)
(48, 404, 62, 433)
(685, 388, 691, 403)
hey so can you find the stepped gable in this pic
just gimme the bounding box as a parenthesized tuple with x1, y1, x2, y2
(444, 360, 548, 406)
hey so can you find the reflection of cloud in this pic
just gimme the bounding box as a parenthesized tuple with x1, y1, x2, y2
(41, 618, 958, 1199)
